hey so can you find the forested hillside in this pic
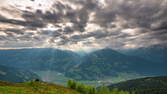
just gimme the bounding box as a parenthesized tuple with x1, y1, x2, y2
(109, 76, 167, 94)
(66, 48, 167, 80)
(0, 65, 39, 82)
(0, 48, 81, 72)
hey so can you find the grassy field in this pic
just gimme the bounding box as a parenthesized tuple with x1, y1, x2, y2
(0, 80, 80, 94)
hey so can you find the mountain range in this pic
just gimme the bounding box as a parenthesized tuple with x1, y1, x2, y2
(66, 48, 167, 80)
(0, 47, 167, 81)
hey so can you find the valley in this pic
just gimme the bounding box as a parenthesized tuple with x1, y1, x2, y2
(0, 47, 166, 86)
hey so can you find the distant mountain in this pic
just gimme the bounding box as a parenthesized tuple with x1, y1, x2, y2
(66, 48, 160, 80)
(0, 48, 81, 72)
(0, 64, 39, 82)
(0, 48, 167, 81)
(109, 76, 167, 94)
(121, 45, 167, 63)
(120, 46, 167, 74)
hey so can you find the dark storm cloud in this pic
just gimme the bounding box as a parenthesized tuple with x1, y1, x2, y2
(2, 29, 24, 34)
(92, 0, 167, 48)
(63, 27, 74, 34)
(93, 10, 117, 27)
(70, 0, 98, 32)
(0, 35, 7, 40)
(49, 0, 98, 32)
(22, 0, 98, 32)
(149, 30, 167, 41)
(40, 30, 62, 37)
(91, 0, 166, 30)
(57, 30, 117, 45)
(152, 19, 167, 31)
(22, 10, 61, 26)
(0, 15, 45, 29)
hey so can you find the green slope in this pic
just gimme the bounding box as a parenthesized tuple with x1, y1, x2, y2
(0, 65, 39, 82)
(66, 48, 154, 80)
(121, 46, 167, 75)
(0, 80, 80, 94)
(0, 48, 81, 72)
(109, 76, 167, 94)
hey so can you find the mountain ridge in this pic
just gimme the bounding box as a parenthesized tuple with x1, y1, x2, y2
(0, 47, 167, 81)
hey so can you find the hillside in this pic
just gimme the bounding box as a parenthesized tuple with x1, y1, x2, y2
(121, 46, 167, 74)
(0, 48, 81, 72)
(0, 65, 39, 82)
(66, 48, 161, 80)
(109, 76, 167, 94)
(121, 45, 167, 63)
(0, 80, 80, 94)
(0, 79, 133, 94)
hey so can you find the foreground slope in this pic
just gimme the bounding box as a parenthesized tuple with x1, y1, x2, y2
(0, 80, 80, 94)
(109, 76, 167, 94)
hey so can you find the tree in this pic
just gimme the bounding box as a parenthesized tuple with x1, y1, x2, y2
(97, 86, 110, 94)
(67, 79, 133, 94)
(67, 79, 77, 89)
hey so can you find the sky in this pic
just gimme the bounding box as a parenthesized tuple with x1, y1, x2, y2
(0, 0, 167, 51)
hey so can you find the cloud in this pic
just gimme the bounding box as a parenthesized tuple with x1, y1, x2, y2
(0, 0, 167, 50)
(0, 15, 45, 29)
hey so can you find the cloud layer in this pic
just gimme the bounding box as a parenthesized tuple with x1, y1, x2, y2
(0, 0, 167, 51)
